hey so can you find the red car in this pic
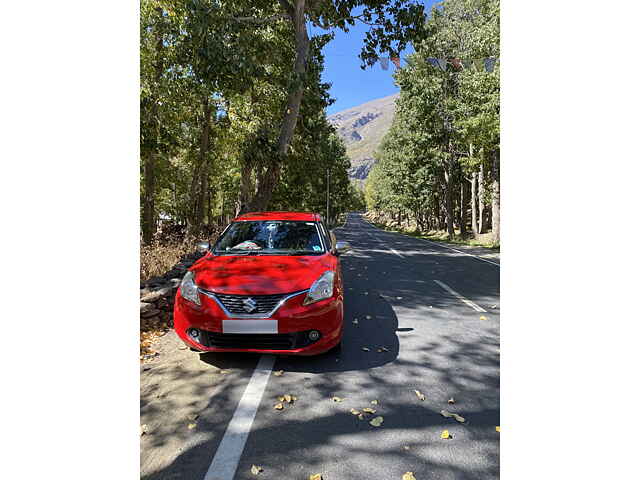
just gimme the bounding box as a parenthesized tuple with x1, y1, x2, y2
(173, 212, 351, 355)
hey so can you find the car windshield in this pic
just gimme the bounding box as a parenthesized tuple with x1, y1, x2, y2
(212, 220, 325, 255)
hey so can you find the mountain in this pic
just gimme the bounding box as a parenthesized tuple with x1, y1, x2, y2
(327, 93, 399, 184)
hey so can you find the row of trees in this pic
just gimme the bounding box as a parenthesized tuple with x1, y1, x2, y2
(365, 0, 500, 243)
(141, 0, 426, 243)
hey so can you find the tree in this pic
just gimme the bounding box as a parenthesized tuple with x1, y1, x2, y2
(366, 0, 499, 243)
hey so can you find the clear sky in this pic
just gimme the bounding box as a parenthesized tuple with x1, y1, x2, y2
(312, 2, 437, 115)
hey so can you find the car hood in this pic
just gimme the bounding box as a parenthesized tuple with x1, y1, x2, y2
(191, 254, 335, 295)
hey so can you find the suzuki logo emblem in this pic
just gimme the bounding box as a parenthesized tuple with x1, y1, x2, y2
(242, 297, 258, 313)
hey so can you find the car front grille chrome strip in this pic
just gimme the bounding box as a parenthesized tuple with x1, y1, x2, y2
(198, 289, 309, 318)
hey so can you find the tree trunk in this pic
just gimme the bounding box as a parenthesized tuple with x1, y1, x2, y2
(247, 0, 309, 212)
(470, 172, 478, 236)
(141, 18, 163, 244)
(443, 158, 455, 239)
(491, 150, 500, 244)
(478, 162, 485, 233)
(188, 97, 212, 235)
(459, 180, 467, 237)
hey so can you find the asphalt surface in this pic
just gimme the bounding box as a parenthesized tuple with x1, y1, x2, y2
(141, 212, 500, 480)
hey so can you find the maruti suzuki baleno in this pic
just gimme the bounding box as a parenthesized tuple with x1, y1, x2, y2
(173, 212, 351, 355)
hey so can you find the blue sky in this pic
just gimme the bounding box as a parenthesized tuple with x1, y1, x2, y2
(311, 2, 437, 115)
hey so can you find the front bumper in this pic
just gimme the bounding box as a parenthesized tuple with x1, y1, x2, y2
(173, 288, 343, 356)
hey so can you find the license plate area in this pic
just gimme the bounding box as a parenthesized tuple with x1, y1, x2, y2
(222, 319, 277, 334)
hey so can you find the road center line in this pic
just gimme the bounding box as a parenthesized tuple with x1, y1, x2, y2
(433, 280, 487, 312)
(204, 355, 275, 480)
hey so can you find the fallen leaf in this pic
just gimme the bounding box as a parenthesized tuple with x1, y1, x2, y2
(309, 475, 323, 480)
(414, 390, 426, 401)
(371, 399, 379, 405)
(274, 403, 284, 410)
(377, 346, 389, 353)
(331, 396, 344, 402)
(403, 446, 410, 451)
(479, 316, 487, 321)
(491, 304, 498, 309)
(350, 408, 361, 415)
(188, 423, 197, 429)
(365, 315, 372, 320)
(352, 319, 359, 325)
(447, 398, 455, 404)
(284, 394, 293, 403)
(362, 347, 370, 352)
(496, 426, 500, 432)
(251, 465, 263, 475)
(440, 430, 451, 439)
(358, 413, 364, 420)
(140, 424, 149, 436)
(440, 410, 465, 423)
(402, 473, 416, 480)
(369, 416, 384, 427)
(278, 396, 285, 402)
(362, 407, 376, 414)
(273, 370, 284, 376)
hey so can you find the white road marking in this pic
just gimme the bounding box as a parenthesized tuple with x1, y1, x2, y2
(361, 216, 499, 267)
(419, 238, 500, 266)
(433, 280, 487, 312)
(204, 355, 275, 480)
(389, 247, 404, 258)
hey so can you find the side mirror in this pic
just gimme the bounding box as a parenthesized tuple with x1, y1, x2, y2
(196, 241, 210, 254)
(335, 241, 351, 255)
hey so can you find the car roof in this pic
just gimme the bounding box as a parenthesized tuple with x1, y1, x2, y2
(233, 211, 321, 222)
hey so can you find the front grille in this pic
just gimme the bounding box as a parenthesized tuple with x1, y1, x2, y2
(213, 292, 292, 315)
(203, 331, 317, 350)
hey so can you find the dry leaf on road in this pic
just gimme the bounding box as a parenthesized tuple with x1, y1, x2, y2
(251, 465, 263, 475)
(350, 408, 361, 415)
(140, 424, 149, 436)
(496, 426, 500, 432)
(440, 430, 451, 439)
(414, 390, 426, 401)
(353, 319, 358, 325)
(273, 370, 284, 376)
(377, 346, 389, 353)
(362, 407, 376, 414)
(362, 347, 370, 352)
(331, 396, 344, 402)
(274, 403, 284, 410)
(371, 399, 379, 405)
(440, 410, 465, 423)
(479, 316, 487, 321)
(402, 473, 416, 480)
(309, 475, 323, 480)
(447, 398, 455, 404)
(370, 416, 384, 427)
(188, 423, 197, 429)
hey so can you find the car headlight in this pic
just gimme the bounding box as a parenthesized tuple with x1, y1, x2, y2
(303, 271, 335, 305)
(180, 270, 201, 305)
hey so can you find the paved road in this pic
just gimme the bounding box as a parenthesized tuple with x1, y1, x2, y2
(141, 212, 500, 480)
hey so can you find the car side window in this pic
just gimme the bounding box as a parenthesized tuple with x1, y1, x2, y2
(319, 222, 334, 252)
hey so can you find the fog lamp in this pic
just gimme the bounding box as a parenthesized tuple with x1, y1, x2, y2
(308, 330, 321, 341)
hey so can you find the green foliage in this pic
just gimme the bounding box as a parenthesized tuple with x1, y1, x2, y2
(141, 0, 429, 241)
(366, 0, 499, 236)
